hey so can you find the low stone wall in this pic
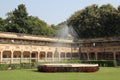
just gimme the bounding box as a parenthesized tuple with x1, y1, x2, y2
(37, 64, 99, 72)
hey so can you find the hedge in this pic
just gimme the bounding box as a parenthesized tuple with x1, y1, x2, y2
(80, 60, 117, 67)
(59, 60, 117, 67)
(0, 62, 38, 70)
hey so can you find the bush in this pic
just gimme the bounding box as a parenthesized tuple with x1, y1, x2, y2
(20, 62, 38, 69)
(0, 62, 39, 70)
(9, 64, 21, 69)
(0, 64, 9, 70)
(81, 60, 116, 67)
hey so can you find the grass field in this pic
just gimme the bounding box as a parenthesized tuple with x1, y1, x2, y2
(0, 67, 120, 80)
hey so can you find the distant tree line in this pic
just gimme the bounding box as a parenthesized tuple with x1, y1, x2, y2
(1, 4, 120, 39)
(0, 4, 58, 37)
(67, 4, 120, 39)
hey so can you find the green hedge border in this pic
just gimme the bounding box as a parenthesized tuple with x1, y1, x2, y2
(0, 60, 117, 70)
(59, 60, 117, 67)
(0, 62, 38, 70)
(80, 60, 117, 67)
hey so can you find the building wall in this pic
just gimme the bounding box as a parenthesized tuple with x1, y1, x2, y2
(77, 37, 120, 65)
(0, 32, 79, 64)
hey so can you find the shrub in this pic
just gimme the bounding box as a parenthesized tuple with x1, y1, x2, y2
(0, 64, 9, 70)
(81, 60, 116, 67)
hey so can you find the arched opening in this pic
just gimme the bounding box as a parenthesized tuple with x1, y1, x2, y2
(66, 52, 71, 60)
(13, 51, 21, 63)
(31, 51, 38, 62)
(97, 52, 114, 60)
(80, 53, 87, 60)
(89, 52, 95, 60)
(40, 51, 45, 60)
(2, 51, 11, 63)
(116, 52, 120, 66)
(60, 52, 65, 60)
(47, 52, 53, 60)
(72, 52, 79, 59)
(23, 51, 30, 62)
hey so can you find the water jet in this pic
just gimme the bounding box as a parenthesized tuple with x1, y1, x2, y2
(38, 24, 99, 72)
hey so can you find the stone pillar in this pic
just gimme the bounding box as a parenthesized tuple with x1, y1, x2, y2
(52, 52, 54, 62)
(65, 52, 66, 60)
(11, 51, 13, 63)
(29, 52, 32, 63)
(37, 52, 40, 62)
(95, 52, 98, 60)
(113, 51, 116, 60)
(0, 51, 3, 63)
(20, 51, 23, 63)
(45, 51, 47, 62)
(87, 53, 89, 60)
(59, 52, 60, 61)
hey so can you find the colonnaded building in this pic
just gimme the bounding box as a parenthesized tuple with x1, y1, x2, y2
(0, 32, 120, 66)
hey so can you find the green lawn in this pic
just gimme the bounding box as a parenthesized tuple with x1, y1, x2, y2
(0, 67, 120, 80)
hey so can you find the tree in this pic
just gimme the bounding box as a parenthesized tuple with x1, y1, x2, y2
(0, 17, 6, 31)
(67, 4, 120, 39)
(6, 4, 29, 33)
(5, 4, 57, 37)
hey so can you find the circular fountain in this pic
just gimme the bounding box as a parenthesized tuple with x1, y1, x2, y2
(37, 63, 99, 72)
(37, 25, 99, 72)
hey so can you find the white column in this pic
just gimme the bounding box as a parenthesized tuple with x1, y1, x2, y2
(0, 51, 3, 63)
(11, 51, 13, 63)
(45, 51, 47, 62)
(59, 52, 60, 61)
(113, 51, 116, 60)
(95, 52, 98, 60)
(20, 51, 23, 63)
(29, 52, 31, 63)
(52, 52, 54, 62)
(37, 52, 40, 62)
(65, 52, 66, 60)
(87, 53, 89, 60)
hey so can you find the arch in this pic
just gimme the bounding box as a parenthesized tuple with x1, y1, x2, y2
(80, 52, 87, 60)
(72, 52, 79, 59)
(13, 51, 21, 58)
(66, 52, 71, 59)
(13, 51, 21, 63)
(89, 52, 95, 60)
(54, 52, 59, 58)
(2, 51, 11, 63)
(40, 51, 45, 60)
(23, 51, 30, 58)
(47, 52, 52, 58)
(60, 52, 65, 60)
(3, 51, 11, 58)
(60, 52, 65, 58)
(31, 51, 38, 62)
(116, 52, 120, 66)
(22, 51, 30, 62)
(31, 51, 38, 58)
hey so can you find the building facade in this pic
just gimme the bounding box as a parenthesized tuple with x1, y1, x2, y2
(0, 32, 120, 65)
(75, 37, 120, 65)
(0, 32, 79, 64)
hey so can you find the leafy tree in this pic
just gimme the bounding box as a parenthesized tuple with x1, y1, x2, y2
(67, 4, 120, 39)
(0, 17, 6, 31)
(6, 4, 29, 33)
(5, 4, 57, 37)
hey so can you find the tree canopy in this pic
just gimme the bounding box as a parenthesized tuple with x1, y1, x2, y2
(0, 4, 57, 37)
(0, 4, 120, 38)
(67, 4, 120, 39)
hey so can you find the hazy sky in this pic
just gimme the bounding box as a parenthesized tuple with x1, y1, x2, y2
(0, 0, 120, 25)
